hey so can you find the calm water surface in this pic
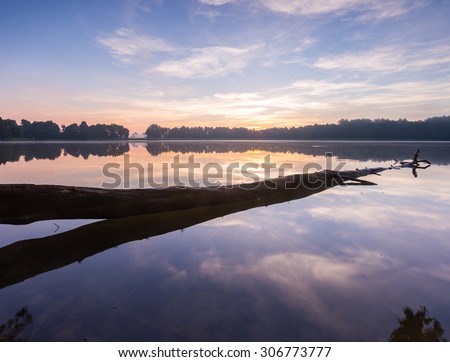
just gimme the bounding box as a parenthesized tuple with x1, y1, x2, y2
(1, 141, 450, 341)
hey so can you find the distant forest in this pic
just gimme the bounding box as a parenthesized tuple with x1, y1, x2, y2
(2, 115, 450, 141)
(0, 118, 129, 140)
(146, 116, 450, 140)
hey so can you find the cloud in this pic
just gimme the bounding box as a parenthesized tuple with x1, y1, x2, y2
(197, 0, 420, 19)
(64, 75, 450, 132)
(259, 0, 419, 19)
(96, 28, 176, 65)
(261, 0, 363, 16)
(97, 28, 261, 79)
(152, 45, 261, 78)
(176, 78, 450, 123)
(315, 46, 406, 72)
(198, 0, 236, 5)
(314, 44, 450, 73)
(354, 0, 423, 21)
(125, 0, 152, 13)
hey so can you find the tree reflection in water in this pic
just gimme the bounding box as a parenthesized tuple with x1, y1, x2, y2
(0, 142, 130, 165)
(388, 306, 446, 342)
(0, 306, 33, 342)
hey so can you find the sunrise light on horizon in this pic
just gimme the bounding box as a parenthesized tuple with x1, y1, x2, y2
(1, 0, 450, 133)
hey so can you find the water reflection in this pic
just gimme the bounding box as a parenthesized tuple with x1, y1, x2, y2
(0, 142, 129, 165)
(1, 141, 450, 165)
(0, 142, 449, 341)
(388, 306, 446, 342)
(0, 306, 33, 342)
(144, 141, 450, 165)
(0, 143, 62, 164)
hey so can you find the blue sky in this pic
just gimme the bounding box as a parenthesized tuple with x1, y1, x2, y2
(1, 0, 449, 132)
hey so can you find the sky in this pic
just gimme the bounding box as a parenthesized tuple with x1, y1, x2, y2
(1, 0, 450, 133)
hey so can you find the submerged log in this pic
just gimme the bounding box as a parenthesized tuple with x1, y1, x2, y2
(0, 168, 386, 225)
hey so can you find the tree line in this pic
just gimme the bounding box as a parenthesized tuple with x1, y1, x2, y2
(0, 118, 129, 140)
(2, 115, 450, 141)
(145, 116, 450, 140)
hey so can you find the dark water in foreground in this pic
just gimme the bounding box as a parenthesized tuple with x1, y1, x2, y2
(1, 141, 450, 341)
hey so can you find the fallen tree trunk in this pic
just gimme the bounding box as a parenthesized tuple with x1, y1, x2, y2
(0, 167, 388, 290)
(0, 168, 386, 225)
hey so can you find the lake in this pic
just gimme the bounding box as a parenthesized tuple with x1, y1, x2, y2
(1, 140, 450, 341)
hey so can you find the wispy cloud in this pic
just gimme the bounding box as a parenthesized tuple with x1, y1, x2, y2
(261, 0, 363, 16)
(124, 78, 448, 122)
(314, 43, 450, 73)
(315, 46, 405, 72)
(96, 28, 176, 65)
(195, 0, 421, 21)
(259, 0, 419, 19)
(152, 45, 261, 78)
(354, 0, 423, 21)
(206, 78, 448, 123)
(125, 0, 152, 14)
(97, 27, 261, 79)
(198, 0, 236, 5)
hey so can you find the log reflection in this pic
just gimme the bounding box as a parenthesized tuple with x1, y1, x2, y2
(0, 175, 329, 290)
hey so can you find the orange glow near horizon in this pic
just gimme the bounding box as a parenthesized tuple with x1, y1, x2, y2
(0, 143, 335, 188)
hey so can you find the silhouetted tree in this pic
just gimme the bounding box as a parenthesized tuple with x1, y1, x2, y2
(62, 122, 129, 140)
(62, 123, 80, 139)
(29, 120, 60, 139)
(1, 119, 61, 140)
(78, 121, 89, 140)
(146, 124, 170, 139)
(0, 118, 21, 139)
(20, 119, 31, 139)
(0, 118, 12, 139)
